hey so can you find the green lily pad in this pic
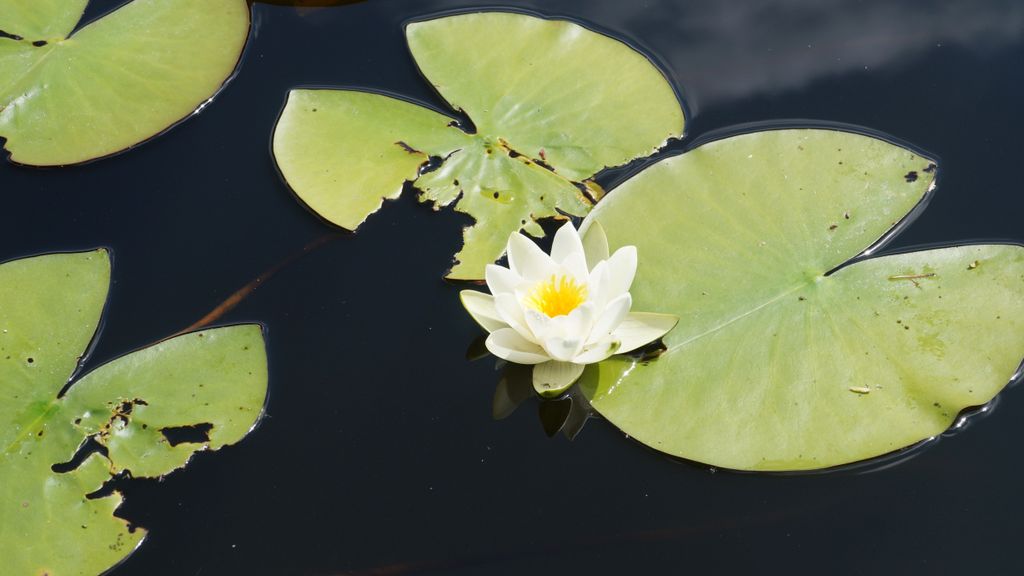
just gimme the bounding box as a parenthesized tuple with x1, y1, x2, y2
(0, 0, 88, 39)
(0, 250, 268, 574)
(578, 129, 1024, 471)
(273, 11, 684, 279)
(0, 0, 250, 166)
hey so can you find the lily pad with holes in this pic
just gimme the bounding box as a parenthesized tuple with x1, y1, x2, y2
(273, 11, 684, 280)
(0, 0, 250, 166)
(577, 128, 1024, 471)
(0, 250, 268, 575)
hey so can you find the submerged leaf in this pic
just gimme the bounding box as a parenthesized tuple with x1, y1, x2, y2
(578, 129, 1024, 471)
(0, 250, 268, 574)
(273, 11, 684, 279)
(0, 0, 250, 166)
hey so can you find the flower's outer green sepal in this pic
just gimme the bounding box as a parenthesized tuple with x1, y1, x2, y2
(532, 361, 585, 397)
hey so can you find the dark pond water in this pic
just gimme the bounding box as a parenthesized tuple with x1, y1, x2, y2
(3, 0, 1024, 574)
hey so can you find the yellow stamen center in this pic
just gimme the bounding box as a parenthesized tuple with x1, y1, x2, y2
(525, 274, 588, 317)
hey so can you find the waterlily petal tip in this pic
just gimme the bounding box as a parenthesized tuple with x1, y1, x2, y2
(581, 221, 610, 269)
(551, 221, 586, 268)
(486, 328, 550, 364)
(460, 290, 507, 333)
(614, 312, 680, 353)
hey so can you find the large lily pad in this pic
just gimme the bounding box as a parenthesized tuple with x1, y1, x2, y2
(0, 0, 250, 166)
(578, 129, 1024, 471)
(273, 11, 684, 279)
(0, 250, 268, 574)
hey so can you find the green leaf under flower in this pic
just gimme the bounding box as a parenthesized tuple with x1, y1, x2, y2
(578, 128, 1024, 471)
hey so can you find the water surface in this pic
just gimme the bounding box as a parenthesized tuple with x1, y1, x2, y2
(1, 0, 1023, 574)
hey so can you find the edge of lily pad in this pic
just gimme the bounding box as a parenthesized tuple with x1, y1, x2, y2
(2, 248, 270, 559)
(576, 121, 1024, 474)
(0, 1, 253, 168)
(583, 120, 942, 267)
(596, 240, 1024, 477)
(0, 247, 113, 388)
(269, 85, 463, 231)
(401, 6, 690, 173)
(401, 8, 688, 280)
(3, 246, 272, 474)
(64, 321, 271, 454)
(62, 321, 270, 561)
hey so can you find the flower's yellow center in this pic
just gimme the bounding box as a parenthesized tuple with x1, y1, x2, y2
(525, 274, 588, 317)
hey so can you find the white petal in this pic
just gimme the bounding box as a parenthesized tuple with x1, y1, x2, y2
(606, 245, 638, 298)
(548, 301, 596, 339)
(542, 335, 585, 362)
(507, 232, 556, 282)
(613, 312, 679, 353)
(486, 328, 551, 364)
(571, 301, 598, 335)
(560, 251, 589, 284)
(485, 264, 521, 295)
(586, 260, 610, 311)
(526, 301, 596, 350)
(551, 222, 585, 266)
(524, 308, 550, 341)
(532, 361, 585, 397)
(494, 293, 538, 343)
(459, 290, 506, 332)
(581, 221, 609, 271)
(573, 338, 622, 364)
(588, 293, 632, 344)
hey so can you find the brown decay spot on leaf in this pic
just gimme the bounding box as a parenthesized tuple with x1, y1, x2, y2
(100, 399, 149, 434)
(395, 141, 420, 154)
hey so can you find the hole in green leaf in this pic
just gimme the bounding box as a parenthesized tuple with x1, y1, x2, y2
(160, 423, 214, 447)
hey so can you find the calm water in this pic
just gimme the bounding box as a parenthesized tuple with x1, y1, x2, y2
(2, 0, 1024, 574)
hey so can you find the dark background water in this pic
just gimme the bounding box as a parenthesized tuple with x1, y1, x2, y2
(2, 0, 1023, 574)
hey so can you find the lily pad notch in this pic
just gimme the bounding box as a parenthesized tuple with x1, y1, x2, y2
(0, 249, 269, 575)
(574, 127, 1024, 472)
(0, 0, 252, 166)
(272, 9, 686, 280)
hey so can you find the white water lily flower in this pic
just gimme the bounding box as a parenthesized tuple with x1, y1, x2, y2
(461, 221, 679, 396)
